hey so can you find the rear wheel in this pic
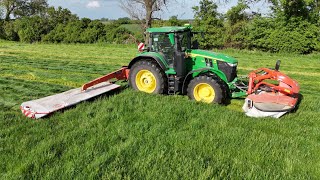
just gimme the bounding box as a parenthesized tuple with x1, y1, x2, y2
(129, 60, 166, 94)
(187, 75, 225, 104)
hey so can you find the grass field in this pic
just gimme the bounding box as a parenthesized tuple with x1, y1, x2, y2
(1, 40, 320, 179)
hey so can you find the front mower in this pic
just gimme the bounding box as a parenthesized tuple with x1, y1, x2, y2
(20, 25, 300, 119)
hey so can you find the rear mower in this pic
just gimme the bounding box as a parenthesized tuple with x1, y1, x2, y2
(21, 25, 300, 119)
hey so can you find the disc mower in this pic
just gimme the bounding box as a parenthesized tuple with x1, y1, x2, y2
(21, 25, 300, 119)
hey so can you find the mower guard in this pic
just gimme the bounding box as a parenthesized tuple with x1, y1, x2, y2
(21, 67, 129, 119)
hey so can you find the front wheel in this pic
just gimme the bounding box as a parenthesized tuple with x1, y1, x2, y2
(187, 75, 225, 104)
(129, 60, 166, 94)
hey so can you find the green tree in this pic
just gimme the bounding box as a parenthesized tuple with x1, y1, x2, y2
(120, 0, 169, 44)
(46, 6, 78, 28)
(117, 17, 131, 24)
(80, 20, 106, 43)
(168, 16, 182, 26)
(224, 2, 250, 48)
(81, 17, 91, 29)
(0, 0, 23, 21)
(14, 15, 48, 43)
(226, 2, 249, 26)
(258, 0, 319, 24)
(14, 0, 47, 18)
(246, 17, 275, 51)
(42, 6, 79, 41)
(3, 21, 18, 40)
(0, 0, 48, 21)
(111, 27, 133, 44)
(62, 21, 83, 43)
(193, 0, 225, 49)
(42, 23, 65, 43)
(100, 17, 109, 22)
(246, 16, 319, 53)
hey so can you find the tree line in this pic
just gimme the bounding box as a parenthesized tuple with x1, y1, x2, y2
(0, 0, 319, 54)
(0, 0, 137, 44)
(192, 0, 320, 54)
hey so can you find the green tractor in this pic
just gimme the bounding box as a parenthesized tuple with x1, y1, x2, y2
(21, 25, 300, 119)
(128, 24, 245, 104)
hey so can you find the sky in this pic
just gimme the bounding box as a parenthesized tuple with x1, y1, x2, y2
(47, 0, 270, 20)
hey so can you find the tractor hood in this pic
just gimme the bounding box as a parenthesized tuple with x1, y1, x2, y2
(189, 50, 238, 64)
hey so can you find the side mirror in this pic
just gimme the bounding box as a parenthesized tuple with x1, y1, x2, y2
(275, 60, 281, 71)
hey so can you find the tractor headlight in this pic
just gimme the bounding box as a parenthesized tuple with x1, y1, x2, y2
(227, 62, 237, 67)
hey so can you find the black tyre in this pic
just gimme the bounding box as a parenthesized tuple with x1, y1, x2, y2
(187, 75, 225, 104)
(129, 60, 167, 94)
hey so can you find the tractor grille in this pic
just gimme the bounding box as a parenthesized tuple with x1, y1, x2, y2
(217, 61, 237, 82)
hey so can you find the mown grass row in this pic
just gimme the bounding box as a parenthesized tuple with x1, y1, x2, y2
(0, 40, 320, 179)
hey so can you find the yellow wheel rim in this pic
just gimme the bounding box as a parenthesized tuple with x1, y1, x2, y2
(193, 83, 215, 103)
(135, 70, 157, 93)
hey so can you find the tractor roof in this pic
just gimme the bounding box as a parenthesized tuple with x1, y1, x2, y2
(147, 25, 191, 33)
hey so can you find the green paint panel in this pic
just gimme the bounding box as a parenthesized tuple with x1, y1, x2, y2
(165, 68, 176, 75)
(190, 49, 238, 64)
(186, 53, 228, 83)
(138, 51, 170, 68)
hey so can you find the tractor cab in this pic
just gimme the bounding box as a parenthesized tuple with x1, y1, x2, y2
(146, 25, 193, 77)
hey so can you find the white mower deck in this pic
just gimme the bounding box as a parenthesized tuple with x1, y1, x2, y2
(21, 82, 120, 119)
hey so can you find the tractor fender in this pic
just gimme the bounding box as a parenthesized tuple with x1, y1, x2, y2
(128, 55, 168, 71)
(182, 68, 228, 94)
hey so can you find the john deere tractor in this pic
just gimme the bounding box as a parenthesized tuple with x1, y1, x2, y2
(128, 24, 245, 104)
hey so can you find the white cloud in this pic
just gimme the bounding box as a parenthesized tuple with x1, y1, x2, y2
(86, 1, 101, 8)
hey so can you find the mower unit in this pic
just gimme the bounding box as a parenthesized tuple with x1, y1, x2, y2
(242, 63, 300, 118)
(20, 25, 300, 119)
(21, 68, 128, 119)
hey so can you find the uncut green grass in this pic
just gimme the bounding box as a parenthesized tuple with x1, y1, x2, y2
(1, 40, 320, 179)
